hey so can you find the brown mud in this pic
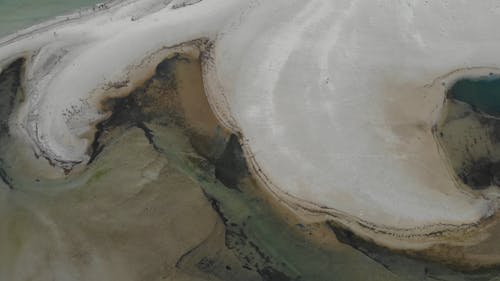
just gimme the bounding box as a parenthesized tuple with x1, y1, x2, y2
(90, 52, 230, 166)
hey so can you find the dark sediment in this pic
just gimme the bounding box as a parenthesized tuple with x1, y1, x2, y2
(0, 161, 13, 189)
(0, 58, 25, 189)
(458, 158, 500, 189)
(214, 134, 249, 190)
(436, 77, 500, 191)
(0, 58, 24, 138)
(88, 53, 188, 162)
(258, 266, 293, 281)
(327, 221, 500, 277)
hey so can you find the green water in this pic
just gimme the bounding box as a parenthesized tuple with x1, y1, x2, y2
(0, 0, 101, 38)
(448, 76, 500, 116)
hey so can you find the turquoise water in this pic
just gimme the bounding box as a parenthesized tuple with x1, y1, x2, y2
(448, 76, 500, 116)
(0, 0, 101, 38)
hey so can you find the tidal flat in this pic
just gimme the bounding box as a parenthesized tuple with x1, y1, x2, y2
(1, 1, 500, 280)
(0, 40, 497, 280)
(0, 47, 394, 281)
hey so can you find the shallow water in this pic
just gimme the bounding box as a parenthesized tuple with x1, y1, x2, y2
(448, 76, 500, 117)
(0, 0, 101, 38)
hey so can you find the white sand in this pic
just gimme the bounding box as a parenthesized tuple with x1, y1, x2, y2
(1, 0, 500, 249)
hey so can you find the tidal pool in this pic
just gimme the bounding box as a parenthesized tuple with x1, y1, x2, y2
(448, 76, 500, 117)
(437, 75, 500, 190)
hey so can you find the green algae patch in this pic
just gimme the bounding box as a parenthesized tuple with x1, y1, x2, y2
(85, 168, 111, 185)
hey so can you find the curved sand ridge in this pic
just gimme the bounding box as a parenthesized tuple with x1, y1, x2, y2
(0, 0, 499, 257)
